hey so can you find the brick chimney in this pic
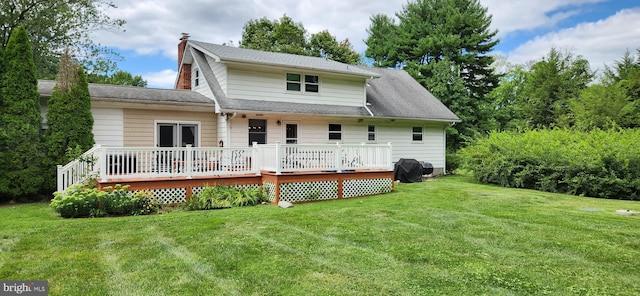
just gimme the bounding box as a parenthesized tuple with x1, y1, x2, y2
(177, 33, 192, 90)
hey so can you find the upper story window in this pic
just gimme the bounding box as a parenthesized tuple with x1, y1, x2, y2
(412, 126, 423, 142)
(305, 75, 319, 92)
(286, 73, 301, 91)
(286, 73, 319, 93)
(194, 69, 200, 87)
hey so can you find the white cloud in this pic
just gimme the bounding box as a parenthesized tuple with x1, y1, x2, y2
(481, 0, 606, 37)
(506, 8, 640, 72)
(93, 0, 400, 59)
(142, 69, 177, 89)
(91, 0, 639, 86)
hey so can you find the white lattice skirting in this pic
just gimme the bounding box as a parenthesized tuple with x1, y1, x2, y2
(138, 187, 187, 204)
(263, 181, 276, 202)
(116, 172, 394, 205)
(279, 180, 339, 203)
(343, 178, 393, 198)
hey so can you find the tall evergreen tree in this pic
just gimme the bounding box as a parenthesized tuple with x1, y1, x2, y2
(0, 26, 43, 200)
(365, 0, 499, 148)
(364, 14, 397, 68)
(44, 48, 95, 192)
(523, 48, 593, 128)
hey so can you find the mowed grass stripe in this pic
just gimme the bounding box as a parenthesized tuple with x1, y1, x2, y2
(146, 225, 242, 295)
(98, 237, 144, 296)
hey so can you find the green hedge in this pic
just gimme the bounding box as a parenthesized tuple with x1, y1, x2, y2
(459, 129, 640, 200)
(50, 184, 159, 218)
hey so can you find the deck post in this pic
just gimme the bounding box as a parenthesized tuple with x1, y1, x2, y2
(252, 142, 259, 175)
(275, 142, 282, 175)
(186, 144, 193, 179)
(387, 142, 393, 170)
(100, 145, 108, 182)
(336, 142, 342, 173)
(56, 165, 63, 192)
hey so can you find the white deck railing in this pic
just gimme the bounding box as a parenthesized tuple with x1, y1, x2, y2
(256, 143, 393, 174)
(56, 144, 102, 192)
(97, 146, 258, 182)
(57, 143, 393, 192)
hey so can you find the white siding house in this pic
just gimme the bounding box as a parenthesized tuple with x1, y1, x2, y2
(175, 36, 459, 174)
(39, 34, 459, 176)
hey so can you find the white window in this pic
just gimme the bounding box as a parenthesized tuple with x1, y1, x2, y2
(367, 125, 376, 142)
(194, 69, 200, 87)
(286, 73, 319, 93)
(328, 124, 342, 141)
(286, 73, 301, 91)
(304, 75, 319, 93)
(412, 126, 423, 142)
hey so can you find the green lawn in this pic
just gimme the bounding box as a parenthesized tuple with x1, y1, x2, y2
(1, 176, 639, 295)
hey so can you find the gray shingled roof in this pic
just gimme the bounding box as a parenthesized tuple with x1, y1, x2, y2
(189, 40, 380, 78)
(364, 67, 460, 122)
(38, 80, 214, 105)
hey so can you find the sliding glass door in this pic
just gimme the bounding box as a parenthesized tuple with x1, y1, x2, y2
(157, 123, 198, 147)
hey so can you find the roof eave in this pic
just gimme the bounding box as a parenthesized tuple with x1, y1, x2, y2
(91, 97, 214, 107)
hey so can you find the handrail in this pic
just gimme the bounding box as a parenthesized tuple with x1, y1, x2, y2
(56, 144, 102, 192)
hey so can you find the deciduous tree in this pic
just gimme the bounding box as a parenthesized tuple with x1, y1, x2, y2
(87, 70, 147, 87)
(0, 0, 125, 79)
(308, 31, 361, 64)
(240, 14, 362, 64)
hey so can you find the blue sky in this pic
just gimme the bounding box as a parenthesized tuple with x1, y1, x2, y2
(91, 0, 640, 88)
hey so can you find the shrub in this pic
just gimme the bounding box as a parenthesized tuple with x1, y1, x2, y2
(459, 129, 640, 200)
(50, 184, 104, 218)
(185, 185, 265, 210)
(50, 184, 160, 218)
(445, 149, 460, 174)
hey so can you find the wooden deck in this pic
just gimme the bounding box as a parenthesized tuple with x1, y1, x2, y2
(97, 170, 394, 205)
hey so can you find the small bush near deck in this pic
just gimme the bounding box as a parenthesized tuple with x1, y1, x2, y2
(184, 185, 265, 210)
(50, 185, 103, 218)
(459, 128, 640, 200)
(50, 184, 159, 218)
